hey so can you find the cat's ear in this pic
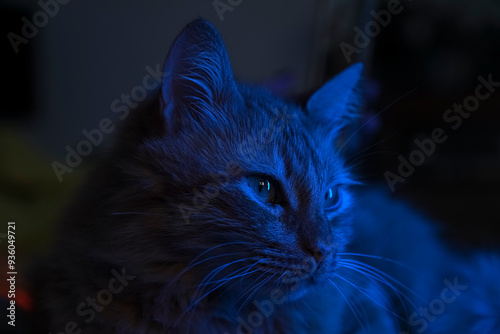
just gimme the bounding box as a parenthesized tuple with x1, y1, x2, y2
(306, 63, 363, 129)
(160, 19, 240, 133)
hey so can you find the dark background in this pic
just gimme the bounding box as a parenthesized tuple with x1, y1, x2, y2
(1, 0, 499, 314)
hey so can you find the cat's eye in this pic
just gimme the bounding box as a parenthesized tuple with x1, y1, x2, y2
(324, 187, 341, 210)
(246, 176, 282, 205)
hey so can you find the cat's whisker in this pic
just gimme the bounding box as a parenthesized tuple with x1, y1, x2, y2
(339, 259, 426, 305)
(181, 252, 245, 276)
(300, 297, 315, 314)
(167, 241, 259, 285)
(230, 267, 287, 311)
(338, 260, 425, 325)
(234, 268, 272, 309)
(163, 251, 247, 293)
(344, 131, 398, 163)
(348, 263, 413, 318)
(237, 271, 277, 315)
(222, 259, 278, 310)
(187, 241, 258, 267)
(328, 278, 368, 332)
(339, 265, 393, 307)
(193, 263, 255, 289)
(274, 269, 288, 292)
(339, 260, 416, 300)
(194, 259, 266, 290)
(337, 86, 418, 155)
(339, 252, 420, 275)
(333, 272, 407, 325)
(175, 258, 263, 326)
(191, 258, 255, 304)
(339, 261, 418, 316)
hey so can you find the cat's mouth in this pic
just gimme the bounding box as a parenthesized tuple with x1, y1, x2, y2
(181, 248, 339, 306)
(245, 252, 338, 299)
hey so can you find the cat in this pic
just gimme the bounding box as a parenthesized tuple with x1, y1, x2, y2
(33, 19, 499, 334)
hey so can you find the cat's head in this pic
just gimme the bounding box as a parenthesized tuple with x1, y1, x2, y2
(108, 19, 363, 305)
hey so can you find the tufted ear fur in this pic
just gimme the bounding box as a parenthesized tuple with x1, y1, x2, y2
(306, 64, 363, 146)
(160, 19, 241, 133)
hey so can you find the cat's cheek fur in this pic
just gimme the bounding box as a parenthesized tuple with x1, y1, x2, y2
(262, 202, 285, 217)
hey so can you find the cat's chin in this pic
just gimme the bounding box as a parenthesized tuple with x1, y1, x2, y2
(229, 263, 337, 305)
(276, 284, 310, 302)
(258, 275, 319, 303)
(273, 276, 335, 305)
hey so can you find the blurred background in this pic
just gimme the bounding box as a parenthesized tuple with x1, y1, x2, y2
(1, 0, 499, 320)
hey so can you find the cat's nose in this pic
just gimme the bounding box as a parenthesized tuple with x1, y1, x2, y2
(305, 244, 329, 264)
(311, 246, 325, 264)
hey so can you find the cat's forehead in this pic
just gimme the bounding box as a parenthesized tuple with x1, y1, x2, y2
(239, 89, 306, 131)
(237, 91, 343, 183)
